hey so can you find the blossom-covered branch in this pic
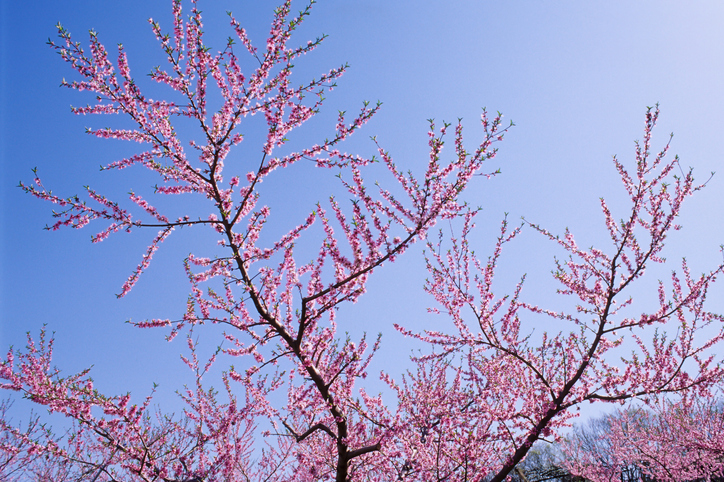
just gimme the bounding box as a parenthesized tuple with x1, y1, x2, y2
(7, 1, 510, 481)
(393, 106, 724, 482)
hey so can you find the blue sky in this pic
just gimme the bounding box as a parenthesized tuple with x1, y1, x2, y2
(2, 0, 724, 420)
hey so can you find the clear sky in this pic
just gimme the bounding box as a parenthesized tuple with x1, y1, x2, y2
(2, 0, 724, 421)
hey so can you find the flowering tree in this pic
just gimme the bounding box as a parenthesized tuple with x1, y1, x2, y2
(2, 1, 509, 480)
(1, 0, 723, 481)
(564, 394, 724, 482)
(388, 105, 724, 481)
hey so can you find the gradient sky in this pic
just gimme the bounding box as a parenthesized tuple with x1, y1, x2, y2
(2, 0, 724, 423)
